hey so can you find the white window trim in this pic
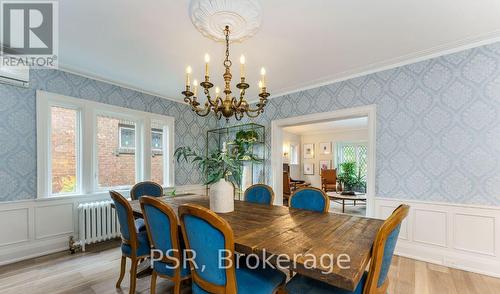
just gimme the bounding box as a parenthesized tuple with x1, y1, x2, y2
(36, 90, 175, 199)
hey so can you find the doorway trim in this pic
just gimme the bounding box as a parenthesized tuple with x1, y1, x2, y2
(271, 105, 377, 216)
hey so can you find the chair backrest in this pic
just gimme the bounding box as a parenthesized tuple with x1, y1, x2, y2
(289, 187, 329, 213)
(130, 181, 164, 200)
(244, 184, 275, 205)
(179, 204, 237, 293)
(321, 169, 337, 184)
(109, 190, 138, 251)
(283, 171, 291, 196)
(140, 196, 181, 272)
(363, 204, 409, 294)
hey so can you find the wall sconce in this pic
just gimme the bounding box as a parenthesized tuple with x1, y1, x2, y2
(283, 144, 290, 158)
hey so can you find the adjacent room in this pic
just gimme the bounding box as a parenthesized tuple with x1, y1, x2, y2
(282, 117, 369, 216)
(1, 1, 500, 293)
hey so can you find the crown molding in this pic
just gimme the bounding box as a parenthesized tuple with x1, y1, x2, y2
(259, 31, 500, 103)
(56, 64, 182, 104)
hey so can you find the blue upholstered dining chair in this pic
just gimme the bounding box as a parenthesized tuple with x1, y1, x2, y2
(289, 187, 330, 213)
(285, 204, 410, 294)
(139, 196, 190, 294)
(109, 191, 150, 294)
(178, 204, 287, 294)
(244, 184, 275, 205)
(130, 181, 164, 200)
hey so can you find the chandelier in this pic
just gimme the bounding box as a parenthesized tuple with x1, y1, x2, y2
(182, 26, 270, 121)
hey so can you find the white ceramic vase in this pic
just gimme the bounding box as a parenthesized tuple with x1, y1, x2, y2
(209, 178, 234, 213)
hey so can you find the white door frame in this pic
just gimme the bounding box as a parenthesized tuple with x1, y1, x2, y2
(271, 105, 377, 217)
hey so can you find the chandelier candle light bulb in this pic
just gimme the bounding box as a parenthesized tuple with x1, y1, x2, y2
(260, 67, 266, 87)
(186, 66, 192, 86)
(181, 25, 270, 121)
(193, 79, 198, 96)
(240, 54, 246, 79)
(204, 53, 210, 77)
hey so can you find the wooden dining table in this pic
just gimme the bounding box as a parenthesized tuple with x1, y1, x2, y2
(126, 194, 383, 291)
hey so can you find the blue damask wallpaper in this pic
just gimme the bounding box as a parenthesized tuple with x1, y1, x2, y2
(0, 69, 216, 202)
(220, 42, 500, 206)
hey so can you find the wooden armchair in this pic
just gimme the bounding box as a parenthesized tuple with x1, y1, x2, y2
(321, 169, 338, 192)
(283, 171, 292, 204)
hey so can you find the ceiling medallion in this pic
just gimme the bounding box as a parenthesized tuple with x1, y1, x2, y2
(182, 26, 270, 121)
(189, 0, 262, 42)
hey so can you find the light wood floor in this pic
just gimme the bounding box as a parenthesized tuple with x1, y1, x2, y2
(0, 244, 499, 294)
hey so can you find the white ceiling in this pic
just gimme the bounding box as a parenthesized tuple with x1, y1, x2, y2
(60, 0, 500, 102)
(283, 117, 368, 135)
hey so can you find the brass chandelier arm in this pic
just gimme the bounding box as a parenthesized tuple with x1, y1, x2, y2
(186, 98, 211, 117)
(246, 101, 265, 113)
(245, 109, 261, 118)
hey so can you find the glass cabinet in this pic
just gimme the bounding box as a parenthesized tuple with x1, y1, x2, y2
(206, 123, 266, 199)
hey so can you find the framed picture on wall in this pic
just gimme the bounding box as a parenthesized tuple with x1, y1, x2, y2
(303, 163, 314, 175)
(319, 142, 331, 154)
(303, 143, 314, 159)
(319, 160, 331, 171)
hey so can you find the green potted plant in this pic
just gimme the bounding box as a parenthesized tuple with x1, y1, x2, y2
(338, 161, 366, 194)
(228, 130, 261, 194)
(174, 146, 243, 212)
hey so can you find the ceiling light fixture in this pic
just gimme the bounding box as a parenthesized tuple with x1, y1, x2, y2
(182, 25, 269, 121)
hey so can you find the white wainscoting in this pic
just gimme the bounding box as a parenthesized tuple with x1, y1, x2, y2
(0, 185, 205, 266)
(375, 197, 500, 278)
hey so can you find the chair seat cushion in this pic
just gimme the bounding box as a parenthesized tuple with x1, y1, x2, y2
(192, 264, 286, 294)
(153, 260, 190, 278)
(121, 230, 150, 257)
(285, 272, 367, 294)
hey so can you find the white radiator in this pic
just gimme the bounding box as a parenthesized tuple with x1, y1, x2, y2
(77, 200, 121, 251)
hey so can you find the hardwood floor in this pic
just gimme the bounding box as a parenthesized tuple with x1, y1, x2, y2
(0, 244, 499, 294)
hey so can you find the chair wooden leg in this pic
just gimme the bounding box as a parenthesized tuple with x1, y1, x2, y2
(150, 271, 157, 294)
(129, 257, 138, 294)
(173, 278, 181, 294)
(116, 256, 127, 288)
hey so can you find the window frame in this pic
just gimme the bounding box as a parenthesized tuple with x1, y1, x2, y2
(37, 96, 84, 197)
(289, 144, 299, 165)
(118, 124, 136, 151)
(151, 129, 163, 153)
(36, 90, 175, 199)
(335, 141, 368, 173)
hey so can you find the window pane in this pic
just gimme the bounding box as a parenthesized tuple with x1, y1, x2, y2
(51, 106, 78, 194)
(97, 116, 136, 188)
(151, 121, 165, 185)
(290, 144, 298, 165)
(119, 126, 135, 149)
(342, 145, 356, 162)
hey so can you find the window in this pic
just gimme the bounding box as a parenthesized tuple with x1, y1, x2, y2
(336, 142, 368, 177)
(289, 144, 299, 165)
(151, 129, 163, 152)
(151, 119, 169, 186)
(118, 124, 136, 150)
(36, 90, 175, 198)
(97, 116, 137, 189)
(50, 106, 80, 195)
(117, 125, 162, 153)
